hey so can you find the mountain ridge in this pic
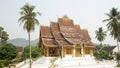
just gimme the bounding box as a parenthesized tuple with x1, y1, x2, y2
(8, 38, 39, 47)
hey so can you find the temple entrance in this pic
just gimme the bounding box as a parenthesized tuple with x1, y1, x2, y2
(49, 47, 59, 57)
(75, 45, 82, 57)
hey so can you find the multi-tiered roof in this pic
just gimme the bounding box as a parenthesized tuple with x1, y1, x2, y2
(40, 16, 93, 47)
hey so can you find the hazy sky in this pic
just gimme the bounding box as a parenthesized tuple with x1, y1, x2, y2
(0, 0, 120, 45)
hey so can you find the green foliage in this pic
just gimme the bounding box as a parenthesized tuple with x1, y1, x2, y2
(32, 46, 41, 58)
(0, 43, 18, 60)
(103, 8, 120, 40)
(94, 44, 102, 51)
(0, 26, 9, 44)
(93, 51, 100, 60)
(0, 60, 9, 66)
(18, 3, 40, 33)
(94, 50, 110, 60)
(95, 27, 106, 44)
(0, 63, 4, 68)
(22, 46, 31, 59)
(99, 50, 109, 60)
(116, 53, 120, 64)
(22, 45, 41, 59)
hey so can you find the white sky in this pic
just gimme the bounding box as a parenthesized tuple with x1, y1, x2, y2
(0, 0, 120, 45)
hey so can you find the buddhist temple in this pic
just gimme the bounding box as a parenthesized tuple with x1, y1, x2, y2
(39, 16, 94, 57)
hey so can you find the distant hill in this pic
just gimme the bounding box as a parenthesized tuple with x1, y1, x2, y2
(8, 38, 39, 47)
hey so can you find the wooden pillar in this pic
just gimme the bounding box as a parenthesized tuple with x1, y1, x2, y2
(81, 45, 85, 57)
(73, 45, 75, 57)
(90, 48, 93, 57)
(43, 47, 45, 56)
(46, 47, 49, 57)
(83, 45, 85, 57)
(61, 46, 64, 58)
(63, 47, 66, 57)
(81, 45, 84, 57)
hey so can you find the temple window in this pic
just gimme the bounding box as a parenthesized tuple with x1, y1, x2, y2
(85, 48, 90, 54)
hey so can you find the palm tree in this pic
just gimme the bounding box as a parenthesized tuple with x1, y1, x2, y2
(103, 8, 120, 50)
(18, 3, 40, 68)
(95, 27, 106, 46)
(103, 7, 120, 64)
(0, 27, 4, 44)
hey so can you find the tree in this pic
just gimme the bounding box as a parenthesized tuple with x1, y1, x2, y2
(32, 46, 41, 58)
(22, 45, 40, 59)
(103, 8, 120, 64)
(0, 27, 9, 44)
(1, 31, 9, 44)
(99, 50, 109, 60)
(94, 50, 110, 60)
(0, 27, 3, 45)
(0, 27, 4, 39)
(22, 46, 33, 59)
(18, 3, 40, 68)
(0, 43, 18, 60)
(95, 27, 106, 46)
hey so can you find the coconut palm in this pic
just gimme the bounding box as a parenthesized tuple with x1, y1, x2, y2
(103, 8, 120, 39)
(95, 27, 106, 46)
(103, 7, 120, 64)
(18, 3, 40, 68)
(103, 8, 120, 52)
(0, 27, 4, 44)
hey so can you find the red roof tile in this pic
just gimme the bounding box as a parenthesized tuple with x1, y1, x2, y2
(62, 32, 80, 38)
(41, 26, 53, 38)
(66, 38, 83, 45)
(42, 38, 58, 47)
(56, 39, 70, 45)
(81, 29, 91, 41)
(58, 17, 74, 27)
(74, 25, 81, 33)
(50, 22, 70, 45)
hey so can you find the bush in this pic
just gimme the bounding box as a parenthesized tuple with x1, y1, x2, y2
(0, 60, 9, 66)
(0, 63, 4, 68)
(94, 50, 110, 60)
(3, 60, 9, 66)
(99, 50, 109, 60)
(0, 43, 18, 60)
(22, 45, 41, 59)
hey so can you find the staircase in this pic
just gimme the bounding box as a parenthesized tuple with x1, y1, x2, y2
(58, 57, 97, 67)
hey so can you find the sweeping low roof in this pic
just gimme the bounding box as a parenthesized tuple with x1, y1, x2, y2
(40, 16, 93, 47)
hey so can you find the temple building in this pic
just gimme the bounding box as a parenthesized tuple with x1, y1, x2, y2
(39, 16, 94, 57)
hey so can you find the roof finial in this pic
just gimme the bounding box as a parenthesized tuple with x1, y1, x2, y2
(63, 14, 68, 19)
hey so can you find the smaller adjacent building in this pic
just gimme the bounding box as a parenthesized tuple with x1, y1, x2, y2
(39, 16, 95, 57)
(17, 46, 23, 58)
(102, 46, 120, 59)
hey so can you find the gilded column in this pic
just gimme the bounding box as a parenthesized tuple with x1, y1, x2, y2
(61, 46, 64, 58)
(90, 49, 93, 57)
(73, 45, 75, 57)
(81, 45, 84, 57)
